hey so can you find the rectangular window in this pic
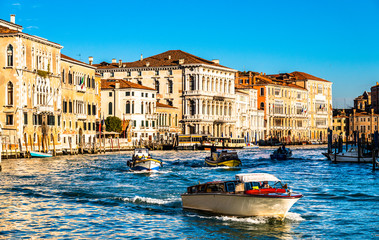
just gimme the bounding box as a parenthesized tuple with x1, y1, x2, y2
(138, 71, 142, 76)
(152, 94, 155, 98)
(141, 120, 144, 127)
(146, 120, 148, 127)
(152, 120, 155, 127)
(274, 88, 280, 96)
(260, 87, 264, 96)
(127, 72, 131, 77)
(155, 70, 159, 76)
(6, 114, 13, 125)
(109, 92, 112, 97)
(88, 122, 91, 131)
(69, 101, 72, 113)
(88, 104, 91, 115)
(126, 92, 130, 96)
(92, 105, 96, 116)
(24, 113, 28, 125)
(58, 115, 61, 126)
(132, 92, 134, 96)
(168, 70, 172, 75)
(141, 104, 144, 114)
(84, 122, 87, 130)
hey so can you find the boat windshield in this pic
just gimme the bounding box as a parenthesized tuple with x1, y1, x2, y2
(244, 181, 283, 190)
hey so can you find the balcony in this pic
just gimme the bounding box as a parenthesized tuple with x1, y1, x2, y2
(37, 105, 54, 113)
(76, 85, 86, 93)
(77, 113, 87, 120)
(184, 90, 234, 99)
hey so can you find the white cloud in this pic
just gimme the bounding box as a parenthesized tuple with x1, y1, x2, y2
(12, 3, 21, 6)
(26, 26, 39, 29)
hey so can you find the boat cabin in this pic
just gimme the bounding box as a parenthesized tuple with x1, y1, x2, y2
(186, 173, 287, 195)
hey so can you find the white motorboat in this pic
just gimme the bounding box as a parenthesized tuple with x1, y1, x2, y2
(30, 151, 53, 158)
(328, 147, 375, 163)
(127, 148, 162, 171)
(244, 143, 259, 149)
(181, 173, 302, 219)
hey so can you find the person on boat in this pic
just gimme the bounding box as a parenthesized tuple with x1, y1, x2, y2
(262, 181, 270, 188)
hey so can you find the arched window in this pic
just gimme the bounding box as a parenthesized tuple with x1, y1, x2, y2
(62, 69, 65, 83)
(126, 101, 130, 114)
(7, 45, 13, 67)
(155, 80, 160, 93)
(7, 82, 13, 105)
(108, 102, 112, 115)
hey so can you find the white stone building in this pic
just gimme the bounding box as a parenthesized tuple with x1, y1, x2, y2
(101, 79, 157, 142)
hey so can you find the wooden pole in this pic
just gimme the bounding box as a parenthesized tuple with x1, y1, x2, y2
(18, 138, 22, 158)
(24, 133, 28, 157)
(69, 137, 72, 155)
(110, 136, 114, 151)
(52, 135, 56, 156)
(118, 137, 120, 152)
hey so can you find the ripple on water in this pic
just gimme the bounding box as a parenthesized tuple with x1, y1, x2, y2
(0, 146, 378, 239)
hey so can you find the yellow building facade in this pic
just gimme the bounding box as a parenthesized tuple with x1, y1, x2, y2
(0, 16, 63, 151)
(60, 54, 100, 151)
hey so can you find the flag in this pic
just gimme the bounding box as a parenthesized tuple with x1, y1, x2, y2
(80, 77, 84, 89)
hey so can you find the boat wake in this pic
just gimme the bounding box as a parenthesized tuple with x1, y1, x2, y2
(186, 212, 304, 224)
(121, 196, 181, 206)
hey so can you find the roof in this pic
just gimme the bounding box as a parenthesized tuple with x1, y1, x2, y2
(94, 50, 234, 70)
(290, 71, 329, 82)
(156, 102, 177, 109)
(101, 79, 156, 91)
(235, 173, 280, 182)
(0, 25, 18, 34)
(61, 54, 95, 68)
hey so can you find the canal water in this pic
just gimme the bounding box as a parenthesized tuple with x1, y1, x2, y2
(0, 146, 378, 239)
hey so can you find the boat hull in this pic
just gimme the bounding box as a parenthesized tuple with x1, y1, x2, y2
(329, 153, 373, 163)
(30, 151, 52, 158)
(205, 158, 241, 167)
(270, 153, 292, 160)
(181, 193, 301, 218)
(129, 159, 162, 171)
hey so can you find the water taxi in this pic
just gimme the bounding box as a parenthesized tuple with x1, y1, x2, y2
(205, 149, 241, 167)
(181, 173, 302, 219)
(127, 148, 162, 171)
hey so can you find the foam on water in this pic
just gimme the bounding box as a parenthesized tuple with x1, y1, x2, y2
(122, 196, 181, 205)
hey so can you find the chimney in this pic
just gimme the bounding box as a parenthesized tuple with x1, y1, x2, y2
(88, 56, 93, 65)
(118, 59, 122, 67)
(168, 55, 171, 60)
(10, 14, 15, 24)
(140, 54, 143, 61)
(115, 82, 120, 89)
(212, 59, 219, 64)
(179, 59, 184, 64)
(146, 62, 150, 67)
(112, 58, 116, 64)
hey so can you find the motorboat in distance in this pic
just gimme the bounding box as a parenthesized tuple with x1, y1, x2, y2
(29, 151, 53, 158)
(205, 149, 241, 167)
(181, 173, 302, 219)
(270, 146, 292, 160)
(127, 148, 162, 171)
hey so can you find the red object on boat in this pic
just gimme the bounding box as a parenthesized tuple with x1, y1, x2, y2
(245, 188, 286, 195)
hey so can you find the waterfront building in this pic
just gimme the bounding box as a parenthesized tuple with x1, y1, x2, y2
(354, 91, 371, 112)
(370, 83, 379, 113)
(332, 109, 349, 141)
(60, 54, 100, 150)
(156, 102, 180, 143)
(270, 72, 333, 142)
(236, 72, 309, 143)
(0, 15, 63, 149)
(100, 79, 157, 142)
(94, 50, 238, 137)
(234, 85, 264, 142)
(349, 109, 379, 141)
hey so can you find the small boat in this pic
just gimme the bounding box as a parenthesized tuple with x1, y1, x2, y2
(181, 173, 302, 219)
(244, 143, 259, 149)
(270, 146, 292, 160)
(29, 151, 52, 158)
(127, 148, 162, 171)
(205, 148, 241, 167)
(328, 147, 375, 163)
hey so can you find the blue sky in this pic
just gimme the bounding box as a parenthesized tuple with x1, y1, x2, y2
(1, 0, 379, 108)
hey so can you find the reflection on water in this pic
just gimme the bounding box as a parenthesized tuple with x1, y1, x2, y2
(0, 146, 378, 239)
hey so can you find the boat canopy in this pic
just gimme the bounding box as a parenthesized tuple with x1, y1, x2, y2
(235, 173, 280, 182)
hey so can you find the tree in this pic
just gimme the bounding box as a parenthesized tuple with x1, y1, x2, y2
(105, 116, 122, 133)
